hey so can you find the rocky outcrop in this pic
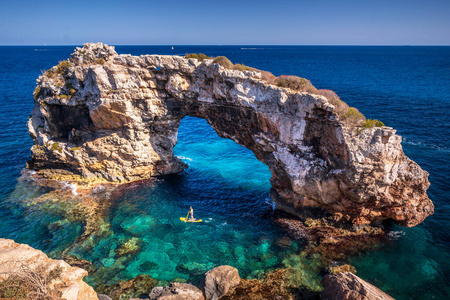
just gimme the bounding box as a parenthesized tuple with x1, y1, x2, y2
(219, 269, 310, 300)
(95, 274, 157, 300)
(149, 283, 204, 300)
(0, 238, 98, 300)
(200, 265, 240, 300)
(27, 42, 433, 226)
(321, 272, 394, 300)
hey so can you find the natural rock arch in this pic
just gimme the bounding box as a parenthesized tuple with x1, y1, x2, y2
(28, 43, 433, 227)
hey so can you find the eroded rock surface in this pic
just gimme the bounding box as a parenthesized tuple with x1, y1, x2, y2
(0, 238, 98, 300)
(149, 282, 205, 300)
(321, 272, 394, 300)
(96, 274, 157, 300)
(200, 265, 240, 300)
(27, 42, 433, 226)
(219, 269, 311, 300)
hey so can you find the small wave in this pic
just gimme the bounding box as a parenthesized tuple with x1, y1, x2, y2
(264, 197, 276, 210)
(177, 156, 193, 162)
(63, 182, 78, 196)
(387, 230, 405, 240)
(34, 49, 52, 52)
(403, 138, 449, 153)
(241, 48, 262, 50)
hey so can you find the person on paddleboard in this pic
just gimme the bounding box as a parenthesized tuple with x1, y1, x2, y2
(189, 206, 195, 221)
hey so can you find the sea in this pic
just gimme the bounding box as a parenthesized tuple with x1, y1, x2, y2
(0, 45, 448, 299)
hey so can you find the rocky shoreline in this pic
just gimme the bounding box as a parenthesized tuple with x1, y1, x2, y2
(0, 171, 399, 299)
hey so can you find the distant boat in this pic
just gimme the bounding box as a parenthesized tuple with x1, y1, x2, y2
(171, 46, 174, 50)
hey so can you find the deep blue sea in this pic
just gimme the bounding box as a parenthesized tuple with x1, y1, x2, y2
(0, 46, 449, 299)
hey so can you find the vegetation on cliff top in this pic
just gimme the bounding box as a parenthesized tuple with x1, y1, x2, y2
(45, 60, 71, 78)
(185, 53, 211, 62)
(185, 53, 384, 128)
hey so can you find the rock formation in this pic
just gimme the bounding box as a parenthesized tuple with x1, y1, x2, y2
(95, 274, 157, 300)
(27, 42, 433, 226)
(149, 282, 205, 300)
(321, 272, 394, 300)
(0, 238, 98, 300)
(200, 265, 240, 300)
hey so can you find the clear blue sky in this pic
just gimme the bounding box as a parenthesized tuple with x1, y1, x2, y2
(1, 0, 449, 45)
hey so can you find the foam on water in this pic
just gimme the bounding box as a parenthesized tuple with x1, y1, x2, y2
(62, 182, 79, 196)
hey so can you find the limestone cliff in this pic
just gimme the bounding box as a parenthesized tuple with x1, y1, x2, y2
(27, 42, 433, 227)
(0, 238, 98, 300)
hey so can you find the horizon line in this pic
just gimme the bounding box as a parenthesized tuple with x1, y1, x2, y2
(1, 44, 450, 47)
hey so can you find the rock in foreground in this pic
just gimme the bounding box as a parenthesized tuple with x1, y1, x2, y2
(27, 42, 433, 227)
(321, 272, 394, 300)
(0, 238, 98, 300)
(149, 282, 204, 300)
(201, 265, 240, 300)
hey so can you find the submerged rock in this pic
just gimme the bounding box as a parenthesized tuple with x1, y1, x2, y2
(200, 265, 240, 300)
(115, 237, 143, 256)
(0, 238, 98, 300)
(27, 42, 432, 227)
(220, 269, 318, 300)
(149, 282, 204, 300)
(274, 210, 386, 262)
(96, 274, 158, 300)
(321, 272, 394, 300)
(329, 264, 357, 275)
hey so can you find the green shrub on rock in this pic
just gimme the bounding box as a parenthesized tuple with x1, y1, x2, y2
(316, 89, 383, 128)
(55, 60, 71, 75)
(64, 83, 76, 96)
(362, 119, 385, 128)
(273, 75, 318, 93)
(34, 87, 43, 99)
(45, 60, 71, 79)
(233, 64, 258, 72)
(261, 71, 276, 81)
(318, 89, 349, 116)
(184, 53, 211, 62)
(212, 56, 234, 69)
(340, 107, 365, 126)
(51, 142, 63, 153)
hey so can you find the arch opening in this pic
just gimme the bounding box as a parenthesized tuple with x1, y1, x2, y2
(76, 116, 304, 285)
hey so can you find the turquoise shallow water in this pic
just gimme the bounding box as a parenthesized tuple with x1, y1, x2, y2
(0, 46, 449, 299)
(77, 117, 302, 285)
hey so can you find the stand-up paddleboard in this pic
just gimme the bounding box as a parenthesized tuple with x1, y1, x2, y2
(180, 217, 202, 223)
